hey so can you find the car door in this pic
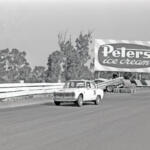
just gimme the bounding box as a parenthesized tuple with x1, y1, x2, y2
(84, 82, 95, 101)
(90, 82, 97, 100)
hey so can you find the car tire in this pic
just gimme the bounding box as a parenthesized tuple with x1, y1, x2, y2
(106, 85, 113, 92)
(77, 95, 83, 107)
(94, 95, 101, 105)
(54, 101, 61, 106)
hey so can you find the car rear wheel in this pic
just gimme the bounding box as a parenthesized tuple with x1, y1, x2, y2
(54, 101, 61, 106)
(94, 95, 102, 105)
(77, 95, 83, 107)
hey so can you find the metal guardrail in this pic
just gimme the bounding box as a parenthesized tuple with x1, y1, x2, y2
(0, 78, 149, 99)
(0, 83, 65, 99)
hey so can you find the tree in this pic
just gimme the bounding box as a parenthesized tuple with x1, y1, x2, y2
(18, 65, 32, 82)
(75, 31, 92, 66)
(46, 31, 93, 82)
(58, 32, 93, 80)
(31, 66, 46, 82)
(0, 48, 32, 82)
(58, 35, 80, 80)
(74, 31, 93, 80)
(0, 49, 10, 80)
(46, 51, 64, 82)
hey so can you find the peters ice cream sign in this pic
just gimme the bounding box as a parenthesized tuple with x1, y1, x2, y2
(95, 39, 150, 72)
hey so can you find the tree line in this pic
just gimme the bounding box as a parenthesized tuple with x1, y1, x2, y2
(46, 32, 94, 82)
(0, 32, 94, 83)
(0, 48, 47, 83)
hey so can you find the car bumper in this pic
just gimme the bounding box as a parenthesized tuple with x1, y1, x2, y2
(54, 97, 76, 102)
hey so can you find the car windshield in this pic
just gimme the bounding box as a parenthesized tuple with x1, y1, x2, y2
(95, 80, 104, 84)
(64, 81, 85, 88)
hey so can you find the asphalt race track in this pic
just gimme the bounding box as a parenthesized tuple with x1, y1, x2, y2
(0, 90, 150, 150)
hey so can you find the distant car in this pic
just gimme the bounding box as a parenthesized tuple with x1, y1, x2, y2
(94, 78, 108, 84)
(94, 78, 110, 92)
(53, 80, 104, 107)
(94, 77, 124, 92)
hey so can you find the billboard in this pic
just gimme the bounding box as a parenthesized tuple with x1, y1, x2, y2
(95, 39, 150, 73)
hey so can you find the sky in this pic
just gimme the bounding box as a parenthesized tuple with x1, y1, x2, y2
(0, 0, 150, 67)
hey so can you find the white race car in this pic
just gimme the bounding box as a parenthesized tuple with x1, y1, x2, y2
(53, 80, 104, 107)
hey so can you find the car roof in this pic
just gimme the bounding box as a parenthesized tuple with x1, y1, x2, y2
(95, 78, 108, 81)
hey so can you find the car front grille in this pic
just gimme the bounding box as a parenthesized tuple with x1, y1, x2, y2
(54, 92, 75, 97)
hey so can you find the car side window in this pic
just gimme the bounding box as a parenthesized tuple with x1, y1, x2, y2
(91, 82, 96, 89)
(76, 82, 85, 88)
(86, 82, 91, 88)
(69, 82, 75, 88)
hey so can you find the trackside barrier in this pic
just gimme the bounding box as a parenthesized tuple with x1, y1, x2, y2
(134, 80, 150, 87)
(0, 83, 65, 99)
(113, 88, 136, 93)
(134, 80, 144, 87)
(145, 80, 150, 86)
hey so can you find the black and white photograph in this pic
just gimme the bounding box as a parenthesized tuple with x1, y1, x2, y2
(0, 0, 150, 149)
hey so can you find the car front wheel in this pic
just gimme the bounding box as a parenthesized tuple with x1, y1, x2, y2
(106, 85, 114, 92)
(77, 95, 83, 107)
(94, 95, 102, 105)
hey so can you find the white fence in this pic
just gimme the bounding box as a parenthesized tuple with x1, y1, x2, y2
(0, 83, 65, 99)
